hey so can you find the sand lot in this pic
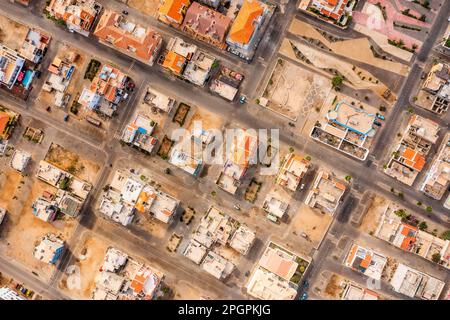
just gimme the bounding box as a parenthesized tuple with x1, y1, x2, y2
(173, 280, 217, 300)
(323, 273, 344, 299)
(58, 233, 109, 299)
(0, 14, 28, 50)
(360, 195, 389, 233)
(127, 0, 160, 17)
(44, 143, 100, 183)
(0, 176, 77, 281)
(290, 204, 333, 249)
(262, 58, 331, 121)
(288, 19, 409, 76)
(186, 106, 225, 132)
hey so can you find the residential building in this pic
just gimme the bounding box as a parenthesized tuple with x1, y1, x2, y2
(301, 0, 357, 25)
(262, 195, 289, 222)
(420, 63, 450, 114)
(341, 283, 379, 300)
(0, 44, 26, 90)
(183, 49, 216, 86)
(19, 28, 51, 64)
(311, 100, 380, 161)
(42, 56, 76, 107)
(374, 204, 450, 268)
(100, 170, 179, 225)
(101, 247, 128, 273)
(345, 243, 387, 280)
(143, 86, 176, 113)
(158, 0, 191, 26)
(247, 241, 310, 300)
(385, 115, 440, 186)
(94, 10, 163, 66)
(390, 263, 445, 300)
(33, 233, 65, 265)
(229, 225, 256, 255)
(192, 206, 239, 248)
(209, 66, 244, 101)
(93, 247, 164, 300)
(32, 197, 59, 222)
(216, 129, 258, 194)
(183, 239, 208, 264)
(121, 114, 158, 154)
(78, 64, 129, 116)
(182, 2, 232, 49)
(304, 171, 346, 215)
(201, 251, 235, 280)
(420, 135, 450, 200)
(169, 137, 204, 176)
(99, 188, 135, 226)
(10, 149, 31, 172)
(45, 0, 102, 36)
(276, 153, 310, 191)
(0, 287, 25, 300)
(226, 0, 271, 60)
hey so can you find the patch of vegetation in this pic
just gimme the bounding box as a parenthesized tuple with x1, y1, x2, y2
(84, 59, 101, 81)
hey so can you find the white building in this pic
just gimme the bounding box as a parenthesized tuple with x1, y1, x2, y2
(10, 150, 31, 173)
(0, 287, 25, 300)
(33, 233, 65, 265)
(102, 247, 128, 273)
(229, 225, 256, 255)
(201, 251, 235, 280)
(390, 263, 445, 300)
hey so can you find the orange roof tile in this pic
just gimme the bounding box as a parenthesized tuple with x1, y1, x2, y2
(412, 153, 426, 171)
(360, 254, 372, 269)
(402, 147, 416, 161)
(163, 51, 186, 74)
(228, 0, 264, 45)
(0, 113, 10, 135)
(159, 0, 191, 25)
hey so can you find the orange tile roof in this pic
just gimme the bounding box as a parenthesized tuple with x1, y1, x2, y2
(159, 0, 191, 25)
(403, 147, 416, 161)
(0, 113, 10, 135)
(400, 237, 416, 250)
(135, 191, 151, 213)
(360, 254, 372, 269)
(130, 273, 146, 294)
(412, 153, 426, 171)
(228, 0, 264, 45)
(163, 51, 186, 74)
(94, 11, 162, 63)
(346, 244, 357, 265)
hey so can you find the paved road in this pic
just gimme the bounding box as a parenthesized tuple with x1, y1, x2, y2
(0, 254, 70, 300)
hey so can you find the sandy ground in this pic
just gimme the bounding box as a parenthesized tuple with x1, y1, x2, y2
(279, 39, 393, 102)
(360, 195, 389, 233)
(0, 176, 77, 281)
(288, 19, 410, 76)
(0, 14, 28, 50)
(44, 143, 100, 183)
(135, 215, 168, 240)
(262, 58, 331, 121)
(212, 244, 241, 264)
(127, 0, 160, 18)
(289, 204, 333, 249)
(173, 280, 217, 300)
(58, 233, 109, 299)
(186, 106, 225, 132)
(324, 273, 344, 299)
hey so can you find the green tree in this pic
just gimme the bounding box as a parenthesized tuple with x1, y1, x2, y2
(331, 75, 344, 88)
(431, 253, 441, 263)
(418, 221, 428, 231)
(441, 230, 450, 240)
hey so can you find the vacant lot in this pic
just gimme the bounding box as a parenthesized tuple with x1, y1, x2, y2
(45, 143, 100, 183)
(360, 195, 389, 233)
(186, 106, 225, 132)
(324, 273, 344, 299)
(127, 0, 160, 17)
(173, 280, 217, 300)
(290, 204, 333, 249)
(0, 14, 28, 50)
(261, 59, 331, 121)
(58, 233, 109, 299)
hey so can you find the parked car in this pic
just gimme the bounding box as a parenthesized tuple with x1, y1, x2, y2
(239, 95, 247, 104)
(64, 115, 69, 122)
